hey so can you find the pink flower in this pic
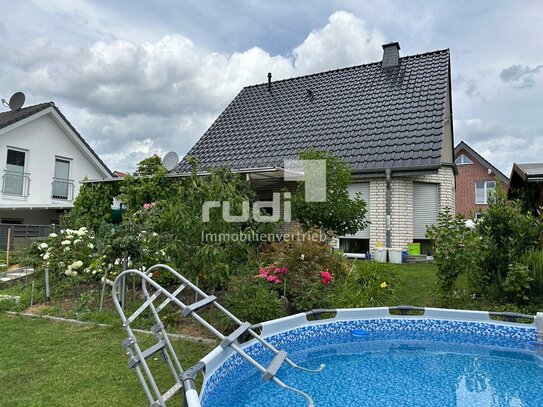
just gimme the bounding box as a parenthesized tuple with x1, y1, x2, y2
(257, 268, 269, 278)
(266, 275, 281, 284)
(143, 203, 156, 210)
(320, 271, 333, 285)
(275, 267, 288, 275)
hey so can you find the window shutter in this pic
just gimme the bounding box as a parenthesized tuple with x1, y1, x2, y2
(413, 183, 439, 239)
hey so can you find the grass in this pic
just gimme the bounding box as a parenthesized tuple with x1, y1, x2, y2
(0, 313, 214, 407)
(393, 263, 440, 306)
(0, 262, 541, 406)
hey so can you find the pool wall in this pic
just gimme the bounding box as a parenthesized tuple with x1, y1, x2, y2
(184, 307, 543, 407)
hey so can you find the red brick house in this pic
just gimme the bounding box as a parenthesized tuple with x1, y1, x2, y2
(454, 141, 508, 219)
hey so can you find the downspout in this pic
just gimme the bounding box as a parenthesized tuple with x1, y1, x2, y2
(385, 168, 392, 249)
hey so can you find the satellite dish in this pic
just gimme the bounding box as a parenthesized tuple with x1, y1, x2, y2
(8, 92, 25, 110)
(162, 151, 179, 171)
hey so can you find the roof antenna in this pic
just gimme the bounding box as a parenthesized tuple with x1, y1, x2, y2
(267, 72, 272, 92)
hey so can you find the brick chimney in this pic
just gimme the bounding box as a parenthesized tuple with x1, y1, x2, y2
(382, 42, 400, 69)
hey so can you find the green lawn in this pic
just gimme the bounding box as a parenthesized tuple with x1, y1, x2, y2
(393, 263, 440, 306)
(0, 314, 214, 407)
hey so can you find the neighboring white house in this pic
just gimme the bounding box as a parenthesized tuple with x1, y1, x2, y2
(174, 42, 456, 254)
(0, 101, 113, 225)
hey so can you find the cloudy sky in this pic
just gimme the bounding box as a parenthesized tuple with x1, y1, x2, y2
(1, 0, 542, 175)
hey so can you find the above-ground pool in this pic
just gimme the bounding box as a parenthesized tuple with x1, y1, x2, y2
(189, 308, 543, 407)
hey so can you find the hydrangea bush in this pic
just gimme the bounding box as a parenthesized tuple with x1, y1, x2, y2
(37, 227, 96, 277)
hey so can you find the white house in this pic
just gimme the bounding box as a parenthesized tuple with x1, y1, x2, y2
(0, 101, 113, 226)
(174, 42, 456, 254)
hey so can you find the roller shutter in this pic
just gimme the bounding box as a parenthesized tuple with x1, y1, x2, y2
(342, 183, 370, 239)
(413, 182, 439, 239)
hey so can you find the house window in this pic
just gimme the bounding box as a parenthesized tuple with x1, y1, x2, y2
(455, 154, 473, 165)
(475, 181, 496, 204)
(3, 148, 27, 195)
(52, 158, 71, 200)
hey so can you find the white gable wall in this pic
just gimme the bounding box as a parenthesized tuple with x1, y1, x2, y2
(0, 112, 106, 211)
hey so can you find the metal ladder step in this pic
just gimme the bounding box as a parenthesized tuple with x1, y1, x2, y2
(263, 350, 287, 381)
(221, 322, 252, 349)
(150, 381, 183, 406)
(126, 339, 167, 369)
(181, 295, 217, 317)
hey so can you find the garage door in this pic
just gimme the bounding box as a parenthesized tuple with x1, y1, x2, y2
(342, 183, 370, 239)
(413, 182, 439, 239)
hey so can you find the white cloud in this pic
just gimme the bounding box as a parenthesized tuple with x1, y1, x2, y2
(1, 11, 385, 172)
(293, 11, 385, 74)
(455, 118, 543, 176)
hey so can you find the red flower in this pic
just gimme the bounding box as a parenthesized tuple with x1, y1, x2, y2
(320, 271, 333, 285)
(153, 271, 160, 279)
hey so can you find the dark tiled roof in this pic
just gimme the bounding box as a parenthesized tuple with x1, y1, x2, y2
(454, 141, 509, 183)
(175, 49, 451, 174)
(0, 102, 113, 177)
(0, 102, 52, 129)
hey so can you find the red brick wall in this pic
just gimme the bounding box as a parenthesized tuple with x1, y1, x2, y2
(454, 149, 507, 218)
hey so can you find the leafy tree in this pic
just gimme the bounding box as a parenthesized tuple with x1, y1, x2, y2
(133, 155, 164, 176)
(292, 150, 367, 235)
(71, 180, 118, 231)
(119, 155, 174, 212)
(130, 164, 272, 290)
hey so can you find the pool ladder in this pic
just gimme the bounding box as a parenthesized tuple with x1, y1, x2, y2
(112, 264, 324, 407)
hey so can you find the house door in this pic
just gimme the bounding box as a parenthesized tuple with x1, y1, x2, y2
(342, 182, 370, 239)
(413, 182, 439, 239)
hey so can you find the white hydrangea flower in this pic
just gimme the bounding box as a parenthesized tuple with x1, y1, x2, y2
(61, 240, 71, 245)
(71, 260, 84, 270)
(64, 247, 70, 252)
(43, 252, 50, 260)
(49, 233, 58, 238)
(39, 242, 49, 250)
(74, 239, 81, 244)
(87, 243, 94, 249)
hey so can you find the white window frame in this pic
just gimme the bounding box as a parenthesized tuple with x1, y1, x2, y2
(475, 181, 496, 204)
(52, 156, 73, 201)
(3, 146, 29, 198)
(455, 154, 473, 165)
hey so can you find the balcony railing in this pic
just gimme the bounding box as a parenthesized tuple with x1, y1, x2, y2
(51, 177, 75, 201)
(2, 170, 30, 197)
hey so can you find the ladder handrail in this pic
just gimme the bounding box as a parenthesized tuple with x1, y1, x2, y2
(113, 265, 322, 406)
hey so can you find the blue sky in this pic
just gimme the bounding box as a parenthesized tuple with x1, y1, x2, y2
(0, 0, 542, 175)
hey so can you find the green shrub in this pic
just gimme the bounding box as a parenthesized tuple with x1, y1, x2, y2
(475, 187, 542, 295)
(426, 210, 481, 292)
(519, 249, 543, 292)
(222, 276, 286, 326)
(258, 227, 349, 312)
(502, 263, 533, 303)
(330, 261, 399, 308)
